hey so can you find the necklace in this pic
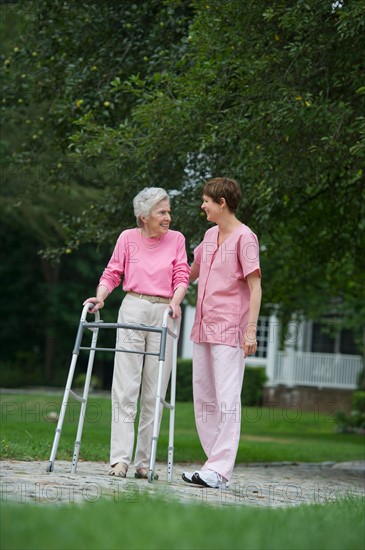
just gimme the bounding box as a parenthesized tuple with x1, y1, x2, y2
(139, 229, 162, 249)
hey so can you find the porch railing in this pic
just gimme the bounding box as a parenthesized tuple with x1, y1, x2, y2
(273, 351, 363, 389)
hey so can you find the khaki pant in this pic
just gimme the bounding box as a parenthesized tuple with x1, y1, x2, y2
(110, 294, 178, 469)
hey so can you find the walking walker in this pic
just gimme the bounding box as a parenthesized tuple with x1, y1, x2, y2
(46, 302, 179, 483)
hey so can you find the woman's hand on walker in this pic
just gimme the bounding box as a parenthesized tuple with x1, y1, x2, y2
(83, 297, 104, 313)
(169, 303, 182, 319)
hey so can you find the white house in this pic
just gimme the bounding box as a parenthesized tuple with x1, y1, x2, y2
(181, 306, 363, 412)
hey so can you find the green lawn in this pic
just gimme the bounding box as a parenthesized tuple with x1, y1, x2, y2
(1, 393, 364, 464)
(1, 496, 364, 550)
(1, 392, 364, 550)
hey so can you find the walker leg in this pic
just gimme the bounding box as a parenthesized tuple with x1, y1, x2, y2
(71, 327, 99, 474)
(167, 335, 178, 482)
(47, 303, 99, 474)
(148, 437, 158, 483)
(148, 359, 165, 483)
(47, 353, 79, 473)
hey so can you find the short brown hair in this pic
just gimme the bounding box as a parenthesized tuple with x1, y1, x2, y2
(203, 177, 242, 213)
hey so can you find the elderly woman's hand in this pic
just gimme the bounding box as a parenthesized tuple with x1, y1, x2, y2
(169, 303, 182, 319)
(83, 297, 105, 313)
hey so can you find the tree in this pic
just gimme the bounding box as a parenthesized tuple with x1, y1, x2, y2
(1, 1, 364, 357)
(0, 0, 194, 380)
(69, 0, 365, 350)
(1, 0, 194, 249)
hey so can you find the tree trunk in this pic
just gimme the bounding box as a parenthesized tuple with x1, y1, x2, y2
(41, 259, 60, 383)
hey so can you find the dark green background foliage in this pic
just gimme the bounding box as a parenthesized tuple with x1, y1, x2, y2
(352, 391, 365, 413)
(1, 1, 364, 382)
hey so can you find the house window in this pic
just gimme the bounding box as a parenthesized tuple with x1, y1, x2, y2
(311, 323, 336, 353)
(311, 322, 359, 355)
(255, 317, 269, 358)
(340, 329, 358, 355)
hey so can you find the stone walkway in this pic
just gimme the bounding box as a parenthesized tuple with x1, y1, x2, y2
(1, 459, 364, 508)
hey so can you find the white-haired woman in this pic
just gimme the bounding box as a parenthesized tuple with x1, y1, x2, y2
(84, 187, 190, 478)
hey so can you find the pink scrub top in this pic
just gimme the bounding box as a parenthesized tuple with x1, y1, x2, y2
(190, 224, 261, 348)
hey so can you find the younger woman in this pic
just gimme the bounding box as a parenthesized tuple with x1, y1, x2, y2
(183, 177, 261, 489)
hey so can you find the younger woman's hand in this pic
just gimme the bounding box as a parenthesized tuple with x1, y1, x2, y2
(243, 332, 257, 357)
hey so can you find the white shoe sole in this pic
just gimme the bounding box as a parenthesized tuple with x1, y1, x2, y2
(194, 472, 229, 489)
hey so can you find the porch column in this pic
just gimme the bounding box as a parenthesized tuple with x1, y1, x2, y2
(265, 314, 279, 386)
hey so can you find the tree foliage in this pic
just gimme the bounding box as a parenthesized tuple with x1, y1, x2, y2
(1, 0, 365, 352)
(0, 0, 194, 379)
(1, 0, 193, 250)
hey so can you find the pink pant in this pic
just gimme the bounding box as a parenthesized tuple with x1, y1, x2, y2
(193, 342, 245, 480)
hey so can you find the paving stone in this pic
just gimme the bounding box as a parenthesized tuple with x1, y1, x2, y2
(1, 459, 364, 508)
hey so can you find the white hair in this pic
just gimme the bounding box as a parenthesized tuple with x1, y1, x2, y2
(133, 187, 170, 227)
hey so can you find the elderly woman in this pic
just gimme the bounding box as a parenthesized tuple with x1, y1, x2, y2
(84, 187, 190, 479)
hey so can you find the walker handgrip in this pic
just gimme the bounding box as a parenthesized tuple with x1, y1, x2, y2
(81, 302, 101, 322)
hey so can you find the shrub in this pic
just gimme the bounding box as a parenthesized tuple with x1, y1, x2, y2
(242, 366, 268, 406)
(0, 352, 43, 388)
(356, 368, 365, 391)
(335, 390, 365, 434)
(351, 391, 365, 413)
(335, 410, 365, 434)
(74, 373, 102, 391)
(175, 359, 193, 402)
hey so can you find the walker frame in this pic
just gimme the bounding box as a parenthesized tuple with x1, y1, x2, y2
(46, 302, 178, 483)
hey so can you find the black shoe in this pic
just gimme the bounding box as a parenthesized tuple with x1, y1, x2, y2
(182, 471, 200, 484)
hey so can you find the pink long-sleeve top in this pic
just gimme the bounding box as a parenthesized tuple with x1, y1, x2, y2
(190, 224, 261, 347)
(99, 228, 190, 298)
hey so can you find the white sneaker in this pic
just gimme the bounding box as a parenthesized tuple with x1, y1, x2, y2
(194, 469, 229, 489)
(182, 471, 200, 484)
